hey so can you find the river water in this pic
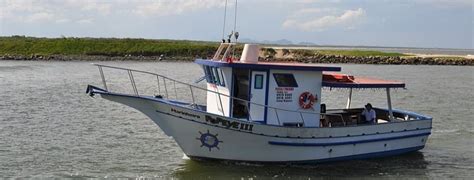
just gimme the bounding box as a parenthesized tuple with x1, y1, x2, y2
(0, 61, 473, 178)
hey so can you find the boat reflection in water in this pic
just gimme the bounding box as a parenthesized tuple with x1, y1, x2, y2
(173, 151, 428, 179)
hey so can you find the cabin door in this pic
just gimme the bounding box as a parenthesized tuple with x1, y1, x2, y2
(249, 71, 267, 121)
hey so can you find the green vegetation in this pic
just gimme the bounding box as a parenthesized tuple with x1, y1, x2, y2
(1, 36, 406, 58)
(262, 48, 277, 58)
(0, 36, 220, 57)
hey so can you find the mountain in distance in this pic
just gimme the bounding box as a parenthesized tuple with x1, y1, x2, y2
(238, 38, 319, 46)
(240, 38, 297, 45)
(297, 41, 317, 46)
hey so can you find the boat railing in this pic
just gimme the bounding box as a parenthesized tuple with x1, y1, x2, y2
(92, 64, 346, 127)
(212, 43, 236, 61)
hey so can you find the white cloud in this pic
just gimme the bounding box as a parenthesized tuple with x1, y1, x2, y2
(0, 0, 114, 23)
(0, 0, 228, 23)
(288, 8, 338, 18)
(415, 0, 472, 6)
(299, 0, 341, 3)
(24, 12, 55, 23)
(283, 8, 366, 31)
(55, 18, 71, 23)
(76, 18, 93, 24)
(133, 0, 226, 16)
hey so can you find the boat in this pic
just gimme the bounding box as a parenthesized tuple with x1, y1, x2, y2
(86, 43, 432, 163)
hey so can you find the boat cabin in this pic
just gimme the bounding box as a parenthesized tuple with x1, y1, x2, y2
(196, 43, 405, 127)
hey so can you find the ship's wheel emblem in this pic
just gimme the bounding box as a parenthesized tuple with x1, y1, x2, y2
(196, 130, 223, 151)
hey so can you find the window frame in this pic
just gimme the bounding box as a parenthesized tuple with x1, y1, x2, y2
(273, 73, 298, 87)
(218, 69, 226, 87)
(212, 67, 221, 85)
(254, 74, 264, 89)
(203, 66, 226, 87)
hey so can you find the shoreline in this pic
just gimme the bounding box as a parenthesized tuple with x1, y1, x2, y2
(1, 54, 472, 65)
(1, 36, 472, 65)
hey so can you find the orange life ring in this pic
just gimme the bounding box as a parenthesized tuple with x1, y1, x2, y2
(299, 92, 317, 109)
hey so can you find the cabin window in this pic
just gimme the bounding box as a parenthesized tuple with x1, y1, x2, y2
(204, 66, 214, 83)
(254, 74, 263, 89)
(213, 67, 221, 85)
(273, 73, 298, 87)
(203, 66, 225, 87)
(219, 69, 226, 87)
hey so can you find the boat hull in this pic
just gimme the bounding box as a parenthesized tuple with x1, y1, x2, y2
(97, 91, 431, 163)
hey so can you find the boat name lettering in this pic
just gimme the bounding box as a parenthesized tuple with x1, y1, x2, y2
(170, 108, 201, 119)
(205, 115, 253, 131)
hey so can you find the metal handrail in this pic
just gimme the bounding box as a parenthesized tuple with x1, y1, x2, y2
(93, 63, 345, 126)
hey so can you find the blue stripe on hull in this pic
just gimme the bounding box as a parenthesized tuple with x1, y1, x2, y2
(268, 132, 430, 146)
(189, 145, 425, 164)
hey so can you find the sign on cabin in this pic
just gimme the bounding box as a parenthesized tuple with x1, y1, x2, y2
(276, 87, 293, 102)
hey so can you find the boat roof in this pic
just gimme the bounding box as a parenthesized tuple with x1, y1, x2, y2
(322, 73, 405, 89)
(195, 59, 341, 72)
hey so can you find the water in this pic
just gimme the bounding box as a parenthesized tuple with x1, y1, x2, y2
(0, 61, 473, 178)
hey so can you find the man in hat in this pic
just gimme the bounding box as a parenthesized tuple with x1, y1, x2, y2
(361, 103, 376, 124)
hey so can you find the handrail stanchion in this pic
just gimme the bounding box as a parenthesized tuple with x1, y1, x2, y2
(189, 85, 196, 104)
(156, 75, 161, 95)
(299, 112, 305, 126)
(174, 81, 178, 99)
(128, 70, 139, 96)
(339, 114, 346, 126)
(274, 108, 281, 125)
(163, 77, 169, 98)
(217, 92, 225, 116)
(246, 103, 252, 121)
(98, 66, 108, 91)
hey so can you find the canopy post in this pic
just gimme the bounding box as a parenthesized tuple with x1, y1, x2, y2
(346, 88, 352, 109)
(386, 88, 394, 121)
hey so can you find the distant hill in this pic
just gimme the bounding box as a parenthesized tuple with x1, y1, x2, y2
(240, 38, 294, 45)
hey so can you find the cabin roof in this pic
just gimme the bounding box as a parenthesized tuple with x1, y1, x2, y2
(322, 73, 405, 89)
(195, 59, 341, 72)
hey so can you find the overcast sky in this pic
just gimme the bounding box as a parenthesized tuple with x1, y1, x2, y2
(0, 0, 472, 49)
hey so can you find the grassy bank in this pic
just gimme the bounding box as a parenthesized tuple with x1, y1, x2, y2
(0, 36, 220, 57)
(0, 36, 408, 58)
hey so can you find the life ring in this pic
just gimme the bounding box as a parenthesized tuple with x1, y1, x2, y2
(299, 92, 317, 109)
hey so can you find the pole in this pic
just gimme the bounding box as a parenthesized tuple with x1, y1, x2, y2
(346, 88, 352, 109)
(221, 0, 228, 40)
(386, 88, 394, 121)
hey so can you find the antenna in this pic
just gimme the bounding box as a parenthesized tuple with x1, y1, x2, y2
(231, 0, 239, 59)
(221, 0, 228, 42)
(233, 0, 238, 40)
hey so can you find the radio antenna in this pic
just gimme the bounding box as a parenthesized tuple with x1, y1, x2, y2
(221, 0, 228, 42)
(233, 0, 238, 42)
(231, 0, 239, 59)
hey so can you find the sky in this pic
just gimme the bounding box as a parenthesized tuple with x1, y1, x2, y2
(0, 0, 472, 49)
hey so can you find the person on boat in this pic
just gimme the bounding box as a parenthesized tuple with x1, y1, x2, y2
(361, 103, 376, 124)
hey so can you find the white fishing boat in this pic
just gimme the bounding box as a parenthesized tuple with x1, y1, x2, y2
(86, 43, 432, 163)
